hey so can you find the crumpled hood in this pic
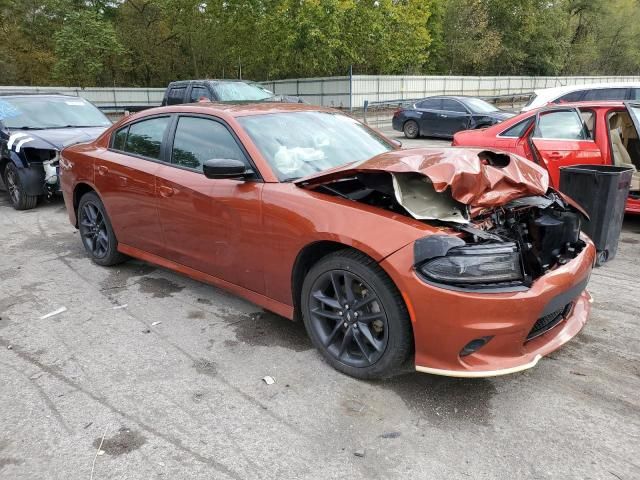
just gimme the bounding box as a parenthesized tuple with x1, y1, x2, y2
(295, 147, 549, 208)
(5, 126, 108, 151)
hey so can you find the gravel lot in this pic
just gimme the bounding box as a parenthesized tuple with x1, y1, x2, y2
(1, 134, 639, 479)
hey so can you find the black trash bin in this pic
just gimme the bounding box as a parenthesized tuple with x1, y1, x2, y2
(559, 164, 633, 265)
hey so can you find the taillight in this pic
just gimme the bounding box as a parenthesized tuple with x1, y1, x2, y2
(393, 108, 402, 117)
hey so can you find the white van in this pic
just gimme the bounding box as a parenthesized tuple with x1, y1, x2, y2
(522, 83, 640, 111)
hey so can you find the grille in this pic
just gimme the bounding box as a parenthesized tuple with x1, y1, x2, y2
(527, 303, 573, 341)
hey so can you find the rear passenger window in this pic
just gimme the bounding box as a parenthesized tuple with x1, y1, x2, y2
(441, 99, 467, 113)
(124, 117, 170, 160)
(416, 99, 442, 110)
(167, 87, 186, 105)
(171, 116, 247, 171)
(632, 89, 640, 100)
(583, 88, 628, 101)
(499, 118, 533, 137)
(112, 126, 128, 150)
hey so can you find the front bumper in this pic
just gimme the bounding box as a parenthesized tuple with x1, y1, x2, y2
(381, 239, 596, 377)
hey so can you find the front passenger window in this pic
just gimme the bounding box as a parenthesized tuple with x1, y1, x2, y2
(124, 117, 171, 160)
(171, 116, 248, 171)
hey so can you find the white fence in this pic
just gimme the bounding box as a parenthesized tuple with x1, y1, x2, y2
(261, 75, 640, 109)
(3, 75, 640, 110)
(0, 86, 165, 110)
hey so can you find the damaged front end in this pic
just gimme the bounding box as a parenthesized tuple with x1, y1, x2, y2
(23, 147, 61, 196)
(296, 147, 587, 291)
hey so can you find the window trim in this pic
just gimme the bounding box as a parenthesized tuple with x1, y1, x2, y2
(165, 113, 263, 181)
(108, 114, 173, 163)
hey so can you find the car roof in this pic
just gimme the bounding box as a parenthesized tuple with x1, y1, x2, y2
(0, 91, 74, 97)
(533, 82, 640, 97)
(125, 102, 336, 121)
(167, 79, 256, 86)
(531, 100, 628, 111)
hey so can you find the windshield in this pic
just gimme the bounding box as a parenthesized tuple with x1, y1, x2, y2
(238, 111, 394, 181)
(213, 82, 273, 101)
(524, 93, 538, 107)
(464, 98, 499, 113)
(0, 96, 111, 129)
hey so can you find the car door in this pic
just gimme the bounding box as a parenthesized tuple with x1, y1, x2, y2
(439, 99, 471, 136)
(414, 98, 442, 136)
(95, 115, 171, 256)
(529, 108, 604, 188)
(155, 114, 265, 293)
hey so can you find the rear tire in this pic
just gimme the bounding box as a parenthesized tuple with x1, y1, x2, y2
(403, 120, 419, 139)
(78, 192, 127, 266)
(301, 249, 413, 379)
(4, 163, 38, 210)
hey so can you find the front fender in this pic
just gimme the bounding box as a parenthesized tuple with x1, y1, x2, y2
(5, 151, 46, 196)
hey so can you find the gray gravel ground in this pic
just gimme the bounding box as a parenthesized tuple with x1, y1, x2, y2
(0, 135, 639, 479)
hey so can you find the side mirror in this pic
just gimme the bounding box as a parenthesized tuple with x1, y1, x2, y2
(202, 158, 249, 180)
(390, 138, 402, 148)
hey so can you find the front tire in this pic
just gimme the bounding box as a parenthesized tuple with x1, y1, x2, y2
(403, 120, 419, 139)
(301, 250, 413, 379)
(4, 163, 38, 210)
(78, 192, 127, 266)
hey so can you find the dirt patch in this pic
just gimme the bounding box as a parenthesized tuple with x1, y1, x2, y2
(218, 310, 312, 352)
(0, 457, 21, 468)
(188, 310, 206, 319)
(93, 427, 146, 456)
(620, 238, 639, 245)
(379, 374, 496, 426)
(138, 277, 184, 298)
(193, 358, 217, 377)
(196, 298, 212, 305)
(99, 262, 156, 292)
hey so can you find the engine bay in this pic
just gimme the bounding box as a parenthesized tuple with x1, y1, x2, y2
(312, 171, 585, 284)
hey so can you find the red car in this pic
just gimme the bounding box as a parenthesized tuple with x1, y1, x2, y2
(60, 103, 595, 379)
(453, 101, 640, 214)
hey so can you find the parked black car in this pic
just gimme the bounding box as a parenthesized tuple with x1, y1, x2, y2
(0, 93, 111, 210)
(392, 96, 516, 139)
(162, 79, 304, 105)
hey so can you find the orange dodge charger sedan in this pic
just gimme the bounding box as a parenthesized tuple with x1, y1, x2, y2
(60, 103, 595, 379)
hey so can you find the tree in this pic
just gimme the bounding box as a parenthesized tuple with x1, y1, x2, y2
(53, 9, 123, 86)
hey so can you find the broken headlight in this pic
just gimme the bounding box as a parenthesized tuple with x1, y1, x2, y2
(419, 243, 523, 285)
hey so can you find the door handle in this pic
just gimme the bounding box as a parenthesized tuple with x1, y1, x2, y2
(159, 185, 175, 198)
(548, 152, 563, 159)
(97, 165, 109, 176)
(439, 114, 448, 118)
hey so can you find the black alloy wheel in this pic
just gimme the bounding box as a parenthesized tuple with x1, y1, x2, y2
(301, 250, 413, 379)
(308, 269, 389, 368)
(77, 192, 127, 266)
(79, 201, 109, 259)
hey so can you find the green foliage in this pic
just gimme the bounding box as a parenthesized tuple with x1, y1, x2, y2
(53, 9, 123, 86)
(0, 0, 639, 87)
